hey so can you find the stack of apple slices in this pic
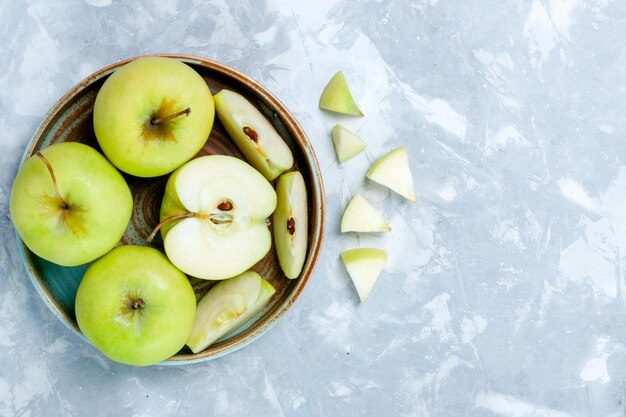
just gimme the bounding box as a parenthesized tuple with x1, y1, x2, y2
(319, 72, 416, 302)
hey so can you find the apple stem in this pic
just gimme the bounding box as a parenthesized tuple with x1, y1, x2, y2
(146, 212, 195, 243)
(35, 151, 68, 209)
(150, 107, 191, 125)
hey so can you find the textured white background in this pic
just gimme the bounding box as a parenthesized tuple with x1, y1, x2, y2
(2, 0, 626, 416)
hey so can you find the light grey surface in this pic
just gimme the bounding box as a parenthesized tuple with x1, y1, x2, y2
(1, 0, 626, 416)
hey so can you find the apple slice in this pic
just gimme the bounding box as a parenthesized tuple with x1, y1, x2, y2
(154, 155, 277, 280)
(214, 90, 293, 181)
(187, 271, 276, 353)
(367, 147, 416, 202)
(331, 125, 367, 163)
(319, 71, 364, 116)
(273, 171, 308, 279)
(341, 193, 390, 233)
(341, 248, 388, 303)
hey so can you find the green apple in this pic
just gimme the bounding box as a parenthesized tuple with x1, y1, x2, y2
(187, 271, 275, 353)
(341, 248, 387, 303)
(93, 56, 215, 177)
(10, 142, 132, 266)
(214, 89, 293, 181)
(152, 155, 277, 280)
(273, 171, 308, 279)
(341, 193, 390, 233)
(331, 124, 367, 163)
(367, 147, 416, 202)
(75, 245, 196, 366)
(319, 71, 364, 116)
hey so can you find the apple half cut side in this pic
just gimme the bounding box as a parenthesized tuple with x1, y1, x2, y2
(94, 56, 215, 178)
(319, 71, 364, 116)
(10, 142, 133, 266)
(273, 171, 308, 279)
(366, 147, 416, 202)
(331, 125, 367, 163)
(153, 155, 277, 280)
(341, 248, 388, 303)
(214, 89, 294, 181)
(341, 193, 390, 233)
(75, 246, 197, 366)
(187, 271, 276, 353)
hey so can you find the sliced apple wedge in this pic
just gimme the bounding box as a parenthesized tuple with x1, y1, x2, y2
(273, 171, 308, 279)
(319, 71, 364, 116)
(187, 271, 276, 353)
(214, 89, 293, 181)
(341, 248, 387, 303)
(155, 155, 277, 280)
(341, 193, 390, 233)
(367, 147, 416, 202)
(331, 125, 367, 163)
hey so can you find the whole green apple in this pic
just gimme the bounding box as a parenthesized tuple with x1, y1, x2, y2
(10, 142, 132, 266)
(75, 245, 196, 366)
(93, 56, 215, 177)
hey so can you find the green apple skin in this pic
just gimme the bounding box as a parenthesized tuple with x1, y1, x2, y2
(341, 248, 387, 303)
(214, 90, 293, 181)
(341, 193, 390, 233)
(10, 142, 132, 266)
(331, 124, 367, 163)
(187, 271, 275, 353)
(159, 155, 277, 280)
(75, 245, 196, 366)
(366, 147, 416, 202)
(319, 71, 364, 116)
(94, 57, 215, 178)
(273, 171, 308, 279)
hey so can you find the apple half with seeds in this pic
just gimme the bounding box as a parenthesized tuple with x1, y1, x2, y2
(187, 271, 276, 353)
(341, 248, 388, 303)
(152, 155, 277, 280)
(214, 89, 293, 181)
(367, 147, 416, 202)
(319, 71, 364, 116)
(331, 124, 367, 163)
(273, 171, 308, 279)
(341, 193, 390, 233)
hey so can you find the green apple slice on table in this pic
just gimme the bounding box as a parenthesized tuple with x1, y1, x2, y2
(319, 71, 364, 116)
(341, 193, 390, 233)
(273, 171, 308, 279)
(152, 155, 277, 280)
(75, 246, 196, 366)
(214, 89, 293, 181)
(93, 56, 215, 177)
(341, 248, 388, 303)
(9, 142, 132, 266)
(367, 147, 416, 202)
(331, 125, 367, 163)
(187, 271, 276, 353)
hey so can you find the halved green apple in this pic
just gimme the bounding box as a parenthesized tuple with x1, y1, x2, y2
(319, 71, 363, 116)
(341, 248, 388, 303)
(367, 147, 416, 202)
(341, 193, 390, 233)
(154, 155, 277, 280)
(331, 125, 367, 163)
(214, 89, 293, 181)
(273, 171, 308, 279)
(187, 271, 276, 353)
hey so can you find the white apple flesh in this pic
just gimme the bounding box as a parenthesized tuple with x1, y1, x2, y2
(341, 193, 390, 233)
(156, 155, 277, 280)
(341, 248, 388, 303)
(331, 125, 367, 163)
(367, 147, 416, 202)
(214, 89, 293, 181)
(187, 271, 276, 353)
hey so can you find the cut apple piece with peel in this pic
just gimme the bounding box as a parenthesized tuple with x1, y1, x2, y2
(341, 193, 390, 233)
(273, 171, 308, 279)
(187, 271, 276, 353)
(341, 248, 388, 303)
(319, 71, 364, 116)
(155, 155, 277, 280)
(331, 125, 367, 163)
(367, 147, 416, 202)
(214, 89, 293, 181)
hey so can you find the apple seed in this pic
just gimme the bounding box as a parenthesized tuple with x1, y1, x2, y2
(243, 126, 258, 143)
(287, 217, 296, 235)
(217, 201, 233, 211)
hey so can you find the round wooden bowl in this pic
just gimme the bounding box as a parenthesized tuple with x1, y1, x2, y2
(15, 54, 325, 365)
